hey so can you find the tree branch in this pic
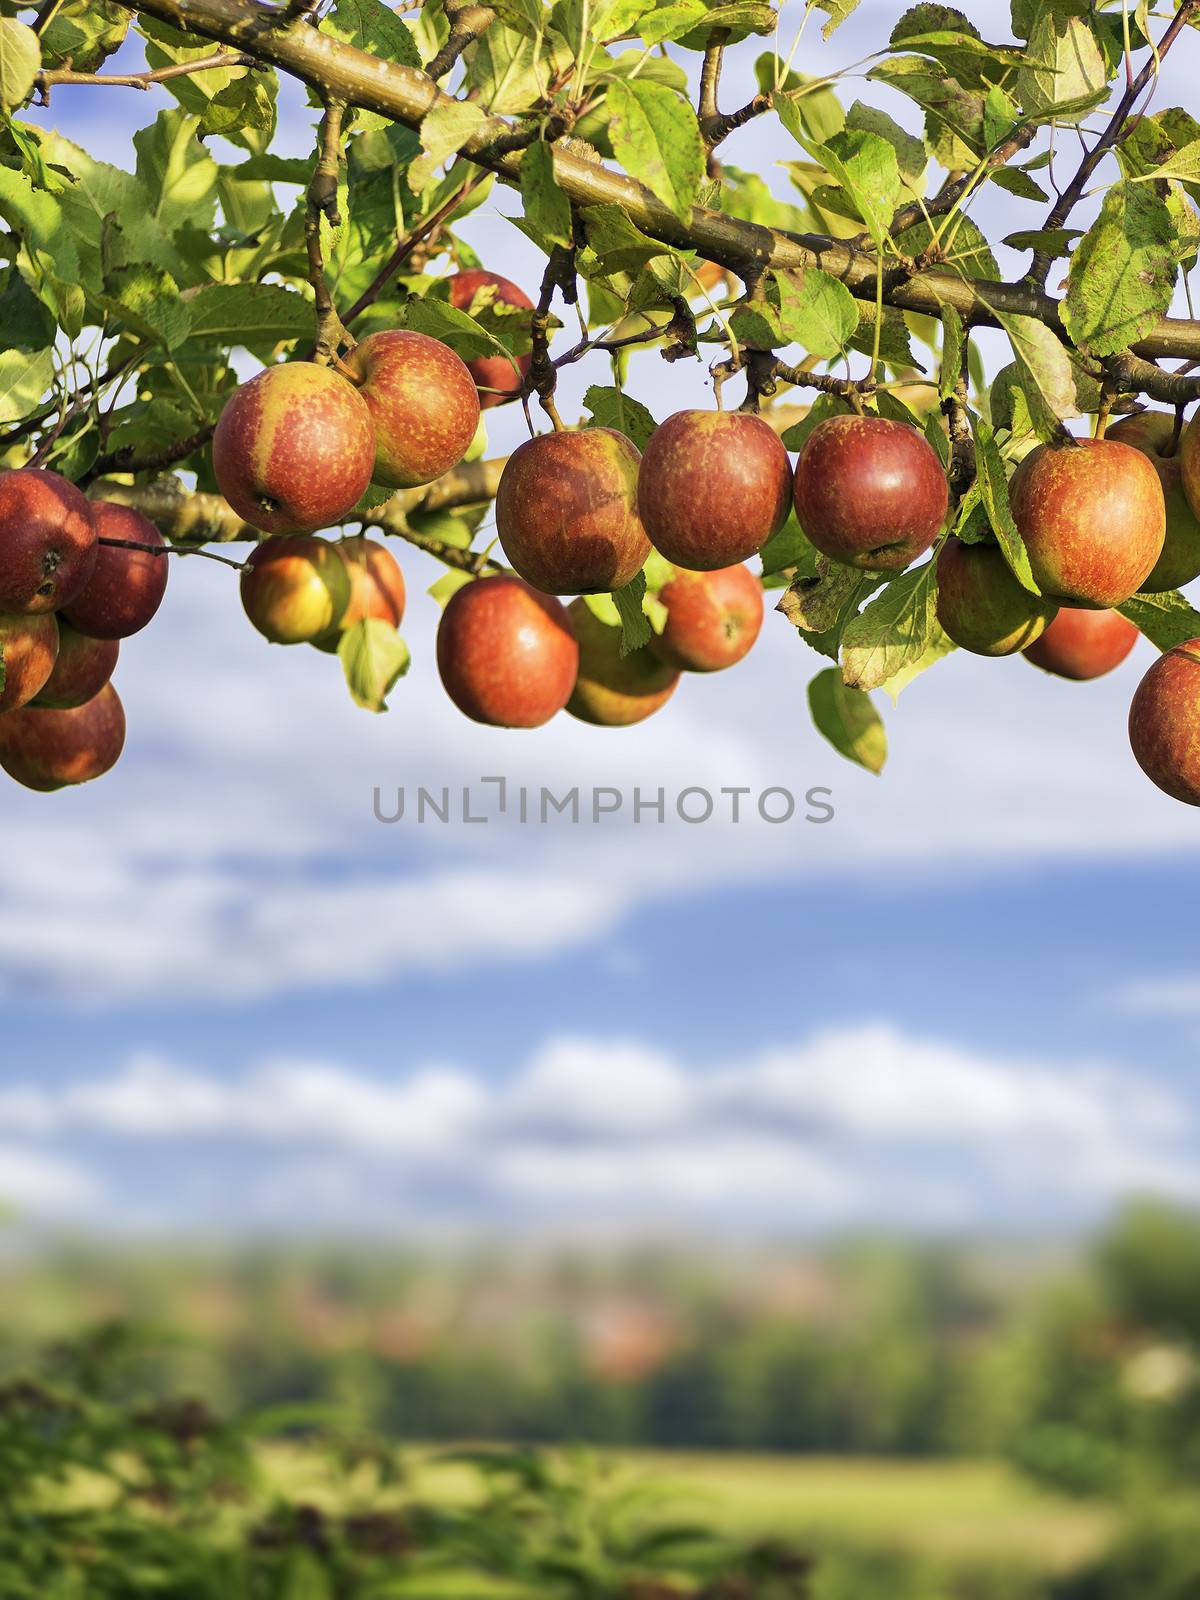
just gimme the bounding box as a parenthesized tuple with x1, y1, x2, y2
(37, 50, 256, 93)
(306, 98, 349, 363)
(341, 173, 482, 327)
(426, 2, 495, 82)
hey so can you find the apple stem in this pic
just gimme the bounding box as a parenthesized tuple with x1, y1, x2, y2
(1168, 405, 1186, 459)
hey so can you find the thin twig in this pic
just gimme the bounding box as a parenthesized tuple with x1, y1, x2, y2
(305, 99, 349, 363)
(342, 174, 481, 327)
(37, 51, 256, 93)
(426, 2, 495, 81)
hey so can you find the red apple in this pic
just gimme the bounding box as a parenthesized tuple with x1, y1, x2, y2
(935, 540, 1057, 657)
(638, 410, 793, 570)
(62, 500, 168, 639)
(1109, 411, 1200, 592)
(313, 537, 406, 653)
(447, 270, 533, 409)
(343, 329, 480, 490)
(1023, 607, 1139, 680)
(33, 619, 118, 709)
(240, 535, 351, 645)
(0, 681, 125, 790)
(0, 467, 96, 614)
(1008, 438, 1164, 608)
(650, 564, 764, 672)
(792, 414, 948, 572)
(496, 428, 651, 595)
(212, 362, 376, 534)
(1129, 637, 1200, 804)
(566, 598, 679, 725)
(0, 610, 58, 712)
(437, 574, 578, 728)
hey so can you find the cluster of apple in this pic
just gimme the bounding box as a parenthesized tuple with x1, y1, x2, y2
(0, 470, 168, 791)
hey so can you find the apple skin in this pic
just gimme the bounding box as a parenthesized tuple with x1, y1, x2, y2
(496, 427, 651, 595)
(1107, 412, 1200, 592)
(240, 535, 351, 645)
(32, 620, 118, 709)
(566, 599, 679, 725)
(0, 468, 97, 614)
(935, 540, 1058, 657)
(1023, 607, 1139, 681)
(312, 537, 407, 654)
(437, 574, 579, 728)
(638, 410, 793, 570)
(0, 681, 125, 791)
(343, 329, 480, 490)
(0, 610, 58, 712)
(1008, 438, 1165, 608)
(61, 500, 168, 639)
(1129, 637, 1200, 805)
(212, 362, 376, 534)
(650, 564, 764, 673)
(447, 270, 533, 409)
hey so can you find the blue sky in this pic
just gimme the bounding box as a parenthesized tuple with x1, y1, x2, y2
(0, 0, 1197, 1236)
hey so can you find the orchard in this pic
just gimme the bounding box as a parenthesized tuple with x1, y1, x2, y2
(6, 0, 1200, 801)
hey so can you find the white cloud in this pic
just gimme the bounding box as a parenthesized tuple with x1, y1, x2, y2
(1113, 976, 1200, 1018)
(0, 1145, 100, 1213)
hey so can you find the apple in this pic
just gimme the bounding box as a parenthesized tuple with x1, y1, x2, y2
(61, 500, 168, 639)
(447, 270, 533, 409)
(240, 535, 351, 645)
(1023, 606, 1139, 680)
(313, 537, 406, 654)
(1129, 638, 1200, 805)
(437, 574, 578, 728)
(0, 467, 96, 614)
(0, 681, 125, 790)
(212, 362, 376, 534)
(566, 599, 679, 725)
(638, 410, 793, 570)
(343, 329, 480, 490)
(935, 540, 1057, 657)
(1008, 438, 1164, 608)
(496, 427, 651, 595)
(1106, 412, 1200, 592)
(650, 564, 764, 672)
(0, 611, 58, 713)
(33, 620, 118, 709)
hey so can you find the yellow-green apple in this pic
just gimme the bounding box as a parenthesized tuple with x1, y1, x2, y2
(1107, 412, 1200, 592)
(496, 428, 651, 594)
(0, 611, 58, 712)
(1008, 438, 1164, 607)
(935, 540, 1057, 656)
(1129, 638, 1200, 804)
(240, 535, 351, 645)
(33, 620, 118, 709)
(1023, 607, 1139, 680)
(343, 329, 480, 489)
(437, 574, 578, 727)
(792, 415, 948, 572)
(638, 410, 792, 570)
(212, 362, 376, 534)
(0, 681, 125, 790)
(566, 599, 679, 725)
(0, 467, 96, 613)
(62, 501, 168, 639)
(447, 270, 532, 408)
(650, 564, 764, 672)
(313, 537, 406, 653)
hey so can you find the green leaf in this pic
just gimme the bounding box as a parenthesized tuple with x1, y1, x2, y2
(200, 73, 276, 140)
(0, 164, 79, 278)
(1017, 12, 1108, 125)
(520, 141, 572, 249)
(325, 0, 421, 65)
(806, 128, 901, 244)
(989, 166, 1049, 201)
(0, 345, 53, 424)
(775, 268, 858, 359)
(1062, 181, 1176, 358)
(583, 384, 657, 451)
(759, 510, 816, 578)
(606, 79, 704, 222)
(1118, 590, 1200, 652)
(895, 214, 998, 279)
(970, 414, 1040, 594)
(808, 667, 887, 772)
(102, 263, 192, 351)
(578, 203, 672, 273)
(778, 559, 875, 660)
(338, 618, 411, 712)
(635, 0, 707, 44)
(0, 20, 40, 112)
(1000, 226, 1079, 255)
(1141, 137, 1200, 186)
(405, 296, 514, 363)
(845, 101, 925, 182)
(813, 0, 862, 39)
(993, 309, 1089, 440)
(410, 101, 488, 194)
(133, 110, 220, 239)
(939, 303, 964, 401)
(185, 282, 313, 347)
(611, 570, 651, 654)
(676, 0, 776, 48)
(840, 562, 943, 691)
(41, 0, 126, 74)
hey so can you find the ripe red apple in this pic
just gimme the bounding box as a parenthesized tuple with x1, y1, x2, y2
(313, 537, 406, 653)
(0, 467, 96, 614)
(1023, 607, 1139, 680)
(638, 410, 792, 570)
(240, 535, 351, 645)
(1129, 638, 1200, 804)
(0, 611, 58, 712)
(497, 427, 651, 595)
(33, 619, 118, 709)
(212, 362, 376, 534)
(61, 500, 168, 639)
(650, 564, 764, 672)
(0, 681, 125, 790)
(935, 540, 1057, 657)
(1008, 438, 1164, 608)
(447, 270, 533, 408)
(793, 415, 948, 572)
(1109, 412, 1200, 592)
(437, 574, 578, 728)
(566, 599, 679, 725)
(343, 329, 480, 490)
